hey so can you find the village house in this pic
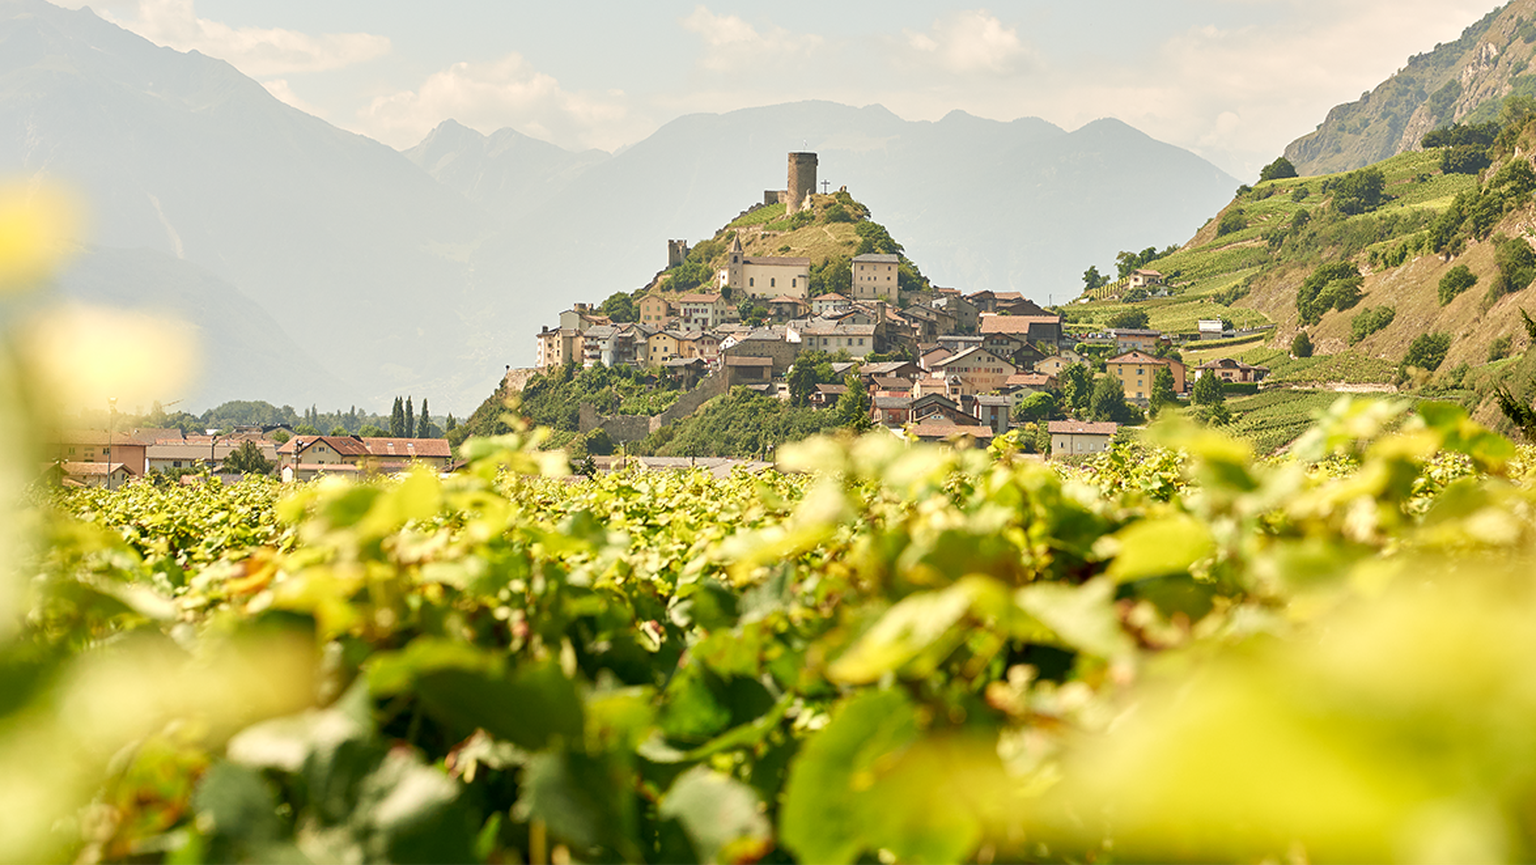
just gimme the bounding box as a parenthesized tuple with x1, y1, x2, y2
(48, 431, 148, 477)
(1127, 269, 1165, 290)
(58, 461, 135, 488)
(1035, 350, 1087, 377)
(907, 420, 995, 445)
(930, 346, 1018, 396)
(932, 289, 979, 332)
(870, 395, 914, 427)
(1110, 328, 1164, 354)
(675, 292, 729, 329)
(789, 321, 878, 357)
(978, 313, 1063, 348)
(766, 295, 809, 322)
(1048, 420, 1118, 456)
(638, 294, 673, 326)
(1107, 351, 1187, 401)
(851, 253, 900, 302)
(811, 293, 851, 316)
(277, 436, 453, 482)
(1193, 357, 1270, 384)
(972, 394, 1013, 435)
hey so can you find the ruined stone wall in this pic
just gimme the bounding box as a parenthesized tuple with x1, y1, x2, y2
(667, 239, 689, 268)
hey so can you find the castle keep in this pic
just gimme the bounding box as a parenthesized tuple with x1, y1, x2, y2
(763, 150, 818, 214)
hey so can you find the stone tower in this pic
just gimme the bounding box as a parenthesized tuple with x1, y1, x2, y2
(786, 152, 817, 214)
(667, 239, 689, 268)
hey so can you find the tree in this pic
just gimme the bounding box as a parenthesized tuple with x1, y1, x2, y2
(1259, 156, 1298, 182)
(1089, 376, 1131, 423)
(1107, 309, 1151, 330)
(418, 399, 431, 438)
(1011, 391, 1058, 424)
(1291, 330, 1314, 358)
(1438, 265, 1478, 306)
(293, 424, 320, 436)
(1331, 167, 1386, 215)
(329, 425, 348, 436)
(1148, 366, 1178, 416)
(1192, 373, 1225, 406)
(359, 423, 389, 438)
(599, 291, 637, 323)
(1082, 266, 1108, 291)
(1402, 332, 1452, 373)
(404, 397, 415, 439)
(835, 372, 872, 430)
(787, 359, 818, 408)
(223, 440, 273, 476)
(445, 414, 458, 434)
(1059, 364, 1094, 417)
(1297, 261, 1364, 325)
(390, 397, 405, 438)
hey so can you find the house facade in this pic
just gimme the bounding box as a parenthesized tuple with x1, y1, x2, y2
(851, 253, 900, 302)
(1049, 420, 1118, 456)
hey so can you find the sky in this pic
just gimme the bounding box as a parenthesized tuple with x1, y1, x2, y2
(52, 0, 1500, 178)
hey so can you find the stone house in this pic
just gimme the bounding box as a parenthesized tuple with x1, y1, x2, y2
(675, 293, 728, 329)
(638, 295, 673, 326)
(930, 346, 1018, 396)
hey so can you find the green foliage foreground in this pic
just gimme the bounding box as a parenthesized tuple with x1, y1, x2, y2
(12, 401, 1536, 863)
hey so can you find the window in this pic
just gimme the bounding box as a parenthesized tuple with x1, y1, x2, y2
(770, 278, 776, 288)
(749, 278, 755, 287)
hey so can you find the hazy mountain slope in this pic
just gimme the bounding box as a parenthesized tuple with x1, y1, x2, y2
(404, 119, 609, 222)
(52, 246, 349, 409)
(1283, 1, 1536, 176)
(462, 101, 1238, 364)
(0, 0, 486, 407)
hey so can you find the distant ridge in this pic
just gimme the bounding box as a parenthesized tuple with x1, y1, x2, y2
(1285, 0, 1536, 175)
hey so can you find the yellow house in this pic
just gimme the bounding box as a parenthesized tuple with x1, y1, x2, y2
(1107, 351, 1186, 400)
(638, 295, 673, 325)
(648, 330, 682, 364)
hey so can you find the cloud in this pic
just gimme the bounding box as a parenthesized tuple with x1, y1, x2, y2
(357, 54, 647, 152)
(66, 0, 390, 76)
(903, 10, 1035, 75)
(261, 80, 327, 120)
(679, 6, 824, 73)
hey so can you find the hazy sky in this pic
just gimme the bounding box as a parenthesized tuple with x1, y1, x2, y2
(55, 0, 1497, 178)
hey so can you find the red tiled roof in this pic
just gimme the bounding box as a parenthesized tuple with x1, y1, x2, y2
(676, 292, 724, 304)
(1048, 420, 1118, 436)
(908, 422, 995, 439)
(360, 438, 453, 459)
(1107, 351, 1163, 365)
(979, 314, 1061, 334)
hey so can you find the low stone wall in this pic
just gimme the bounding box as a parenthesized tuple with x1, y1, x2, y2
(577, 370, 730, 443)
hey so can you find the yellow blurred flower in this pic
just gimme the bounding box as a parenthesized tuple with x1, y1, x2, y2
(0, 185, 77, 292)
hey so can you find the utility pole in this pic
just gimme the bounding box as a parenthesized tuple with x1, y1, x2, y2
(107, 397, 116, 490)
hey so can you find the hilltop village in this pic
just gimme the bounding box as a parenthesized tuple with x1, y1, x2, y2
(528, 152, 1267, 454)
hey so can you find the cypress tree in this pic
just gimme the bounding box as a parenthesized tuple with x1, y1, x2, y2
(418, 399, 430, 438)
(405, 397, 415, 439)
(390, 397, 404, 437)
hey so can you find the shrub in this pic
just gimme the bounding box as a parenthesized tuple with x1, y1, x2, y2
(1216, 209, 1247, 237)
(1330, 167, 1386, 215)
(1291, 330, 1314, 358)
(1259, 157, 1298, 182)
(1349, 306, 1396, 345)
(1438, 265, 1479, 305)
(1106, 309, 1151, 330)
(1489, 334, 1514, 362)
(1297, 261, 1364, 326)
(1402, 332, 1453, 373)
(1488, 234, 1536, 305)
(823, 201, 854, 223)
(1441, 144, 1492, 175)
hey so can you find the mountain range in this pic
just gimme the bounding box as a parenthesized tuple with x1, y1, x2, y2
(2, 0, 1242, 411)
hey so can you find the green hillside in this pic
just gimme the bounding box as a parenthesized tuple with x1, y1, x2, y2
(651, 191, 928, 299)
(1075, 106, 1536, 441)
